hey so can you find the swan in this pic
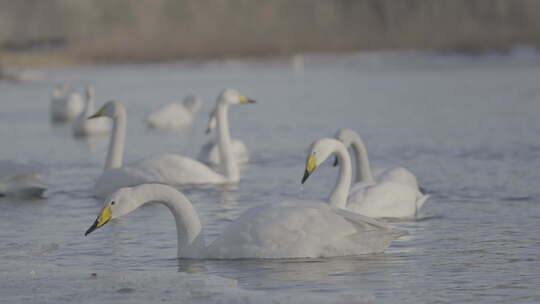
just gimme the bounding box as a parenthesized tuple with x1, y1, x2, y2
(85, 183, 403, 258)
(198, 105, 250, 166)
(50, 84, 84, 122)
(333, 129, 429, 218)
(90, 89, 253, 198)
(0, 160, 47, 198)
(146, 95, 202, 130)
(71, 86, 111, 137)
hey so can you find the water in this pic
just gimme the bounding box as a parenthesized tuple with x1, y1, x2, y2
(1, 51, 540, 303)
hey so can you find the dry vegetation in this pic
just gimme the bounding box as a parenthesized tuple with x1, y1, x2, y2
(1, 0, 540, 64)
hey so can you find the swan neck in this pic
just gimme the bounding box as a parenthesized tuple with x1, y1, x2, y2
(350, 134, 374, 184)
(133, 185, 204, 258)
(105, 108, 126, 169)
(329, 143, 352, 209)
(84, 94, 95, 117)
(216, 103, 239, 182)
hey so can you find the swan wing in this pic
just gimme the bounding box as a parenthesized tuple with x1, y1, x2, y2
(206, 139, 248, 165)
(0, 160, 46, 180)
(95, 154, 226, 198)
(147, 103, 192, 129)
(206, 200, 398, 259)
(375, 167, 419, 190)
(347, 181, 421, 218)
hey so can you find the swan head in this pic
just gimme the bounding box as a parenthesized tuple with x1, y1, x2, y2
(218, 89, 256, 106)
(333, 128, 357, 166)
(335, 129, 357, 148)
(88, 100, 124, 119)
(85, 86, 95, 101)
(85, 187, 137, 236)
(301, 138, 342, 184)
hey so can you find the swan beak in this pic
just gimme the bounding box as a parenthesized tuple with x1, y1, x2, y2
(301, 154, 317, 184)
(85, 205, 112, 236)
(301, 169, 311, 184)
(88, 107, 104, 119)
(333, 155, 339, 167)
(238, 95, 256, 104)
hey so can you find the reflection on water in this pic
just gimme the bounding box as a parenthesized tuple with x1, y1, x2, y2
(1, 52, 540, 303)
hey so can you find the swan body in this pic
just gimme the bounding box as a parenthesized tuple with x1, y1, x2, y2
(85, 184, 402, 259)
(50, 84, 84, 122)
(335, 129, 429, 218)
(199, 104, 250, 166)
(94, 154, 226, 198)
(71, 86, 111, 137)
(0, 160, 47, 198)
(91, 90, 254, 198)
(146, 95, 201, 130)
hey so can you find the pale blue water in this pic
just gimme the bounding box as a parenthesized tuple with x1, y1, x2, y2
(1, 51, 540, 303)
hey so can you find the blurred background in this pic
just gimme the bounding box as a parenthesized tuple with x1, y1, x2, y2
(1, 0, 540, 64)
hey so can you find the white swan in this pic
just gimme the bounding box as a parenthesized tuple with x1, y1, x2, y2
(90, 89, 253, 198)
(50, 84, 84, 122)
(71, 86, 111, 137)
(146, 95, 202, 130)
(0, 160, 47, 198)
(198, 105, 250, 166)
(85, 183, 402, 258)
(333, 129, 429, 218)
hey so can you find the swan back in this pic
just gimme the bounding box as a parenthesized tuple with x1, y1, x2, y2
(207, 200, 398, 258)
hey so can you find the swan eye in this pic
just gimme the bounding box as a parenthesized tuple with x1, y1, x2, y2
(110, 201, 115, 205)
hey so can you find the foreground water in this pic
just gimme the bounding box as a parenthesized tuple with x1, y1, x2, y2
(1, 51, 539, 303)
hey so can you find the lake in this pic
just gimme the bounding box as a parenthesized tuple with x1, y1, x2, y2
(1, 50, 539, 303)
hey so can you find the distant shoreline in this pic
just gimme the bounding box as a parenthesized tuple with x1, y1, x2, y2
(1, 0, 539, 66)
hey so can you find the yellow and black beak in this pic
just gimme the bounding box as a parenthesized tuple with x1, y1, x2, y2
(85, 205, 112, 236)
(87, 106, 105, 119)
(301, 154, 317, 184)
(238, 95, 256, 104)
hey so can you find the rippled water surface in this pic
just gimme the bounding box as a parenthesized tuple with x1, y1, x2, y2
(1, 52, 540, 303)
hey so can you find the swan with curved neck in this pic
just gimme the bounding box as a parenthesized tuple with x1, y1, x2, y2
(334, 128, 429, 218)
(200, 104, 250, 166)
(301, 138, 353, 209)
(85, 183, 402, 259)
(89, 89, 253, 198)
(146, 95, 202, 130)
(72, 86, 111, 137)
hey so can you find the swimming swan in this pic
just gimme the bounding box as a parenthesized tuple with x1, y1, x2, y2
(85, 183, 402, 258)
(50, 84, 84, 122)
(334, 129, 429, 218)
(0, 160, 47, 198)
(146, 95, 202, 130)
(198, 104, 250, 166)
(90, 89, 253, 198)
(72, 86, 111, 137)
